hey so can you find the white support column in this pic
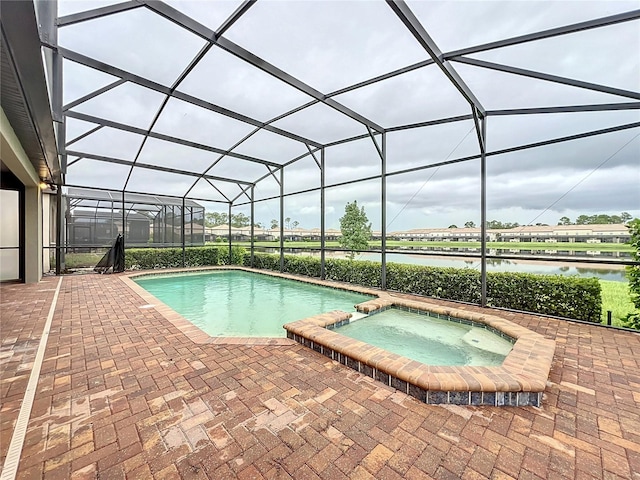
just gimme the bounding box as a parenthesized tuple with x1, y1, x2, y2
(24, 186, 43, 283)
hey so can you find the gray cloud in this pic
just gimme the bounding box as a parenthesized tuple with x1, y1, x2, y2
(408, 0, 640, 53)
(272, 102, 368, 144)
(224, 0, 429, 93)
(59, 5, 205, 86)
(335, 65, 472, 128)
(71, 127, 143, 161)
(177, 46, 314, 122)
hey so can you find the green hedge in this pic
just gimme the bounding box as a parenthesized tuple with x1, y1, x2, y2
(124, 247, 601, 322)
(125, 245, 243, 270)
(244, 252, 601, 322)
(486, 271, 601, 321)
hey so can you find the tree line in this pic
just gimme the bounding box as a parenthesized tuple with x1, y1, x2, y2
(452, 212, 633, 229)
(205, 212, 299, 230)
(207, 209, 633, 231)
(558, 212, 632, 225)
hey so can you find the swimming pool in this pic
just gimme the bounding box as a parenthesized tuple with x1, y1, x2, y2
(123, 267, 555, 406)
(133, 270, 371, 337)
(332, 308, 513, 366)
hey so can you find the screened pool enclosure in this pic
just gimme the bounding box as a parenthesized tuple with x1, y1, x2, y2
(41, 0, 639, 306)
(65, 187, 205, 249)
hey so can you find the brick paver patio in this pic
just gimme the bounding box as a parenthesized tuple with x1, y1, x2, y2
(1, 273, 639, 479)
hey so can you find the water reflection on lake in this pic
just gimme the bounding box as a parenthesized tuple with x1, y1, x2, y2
(359, 253, 628, 282)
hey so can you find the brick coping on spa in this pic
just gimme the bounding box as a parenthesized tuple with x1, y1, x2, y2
(284, 298, 556, 407)
(122, 266, 555, 406)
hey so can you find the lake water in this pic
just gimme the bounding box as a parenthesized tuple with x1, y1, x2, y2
(251, 247, 629, 282)
(360, 253, 628, 282)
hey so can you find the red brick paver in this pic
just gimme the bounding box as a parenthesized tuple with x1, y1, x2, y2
(1, 273, 639, 479)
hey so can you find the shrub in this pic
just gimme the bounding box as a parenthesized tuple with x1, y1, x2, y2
(624, 218, 640, 329)
(386, 263, 481, 303)
(245, 252, 281, 271)
(486, 272, 601, 321)
(325, 258, 383, 288)
(125, 245, 240, 270)
(245, 252, 601, 322)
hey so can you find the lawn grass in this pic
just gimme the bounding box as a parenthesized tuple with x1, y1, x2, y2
(63, 252, 106, 268)
(600, 280, 636, 327)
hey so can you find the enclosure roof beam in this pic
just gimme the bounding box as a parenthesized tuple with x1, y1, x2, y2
(231, 183, 253, 204)
(215, 36, 385, 133)
(327, 59, 435, 97)
(386, 0, 485, 117)
(444, 10, 640, 59)
(215, 0, 255, 38)
(57, 47, 323, 148)
(64, 110, 281, 168)
(281, 149, 321, 169)
(64, 183, 231, 204)
(229, 59, 436, 139)
(65, 150, 255, 186)
(225, 59, 437, 153)
(451, 57, 640, 101)
(487, 103, 640, 116)
(164, 0, 254, 114)
(57, 1, 144, 27)
(204, 178, 232, 202)
(141, 0, 385, 133)
(385, 120, 640, 178)
(486, 121, 640, 157)
(66, 157, 84, 168)
(123, 39, 217, 191)
(140, 0, 216, 40)
(385, 114, 474, 132)
(62, 79, 126, 112)
(66, 124, 103, 147)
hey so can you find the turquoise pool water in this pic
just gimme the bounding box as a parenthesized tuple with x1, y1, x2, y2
(134, 270, 371, 337)
(334, 308, 513, 366)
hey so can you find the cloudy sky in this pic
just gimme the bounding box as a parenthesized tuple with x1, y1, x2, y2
(58, 0, 640, 231)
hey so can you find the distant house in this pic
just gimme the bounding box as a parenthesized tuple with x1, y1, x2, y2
(205, 225, 252, 242)
(492, 224, 630, 244)
(389, 227, 483, 242)
(388, 224, 630, 244)
(205, 224, 631, 245)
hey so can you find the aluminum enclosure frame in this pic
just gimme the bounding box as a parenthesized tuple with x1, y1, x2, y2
(45, 0, 640, 308)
